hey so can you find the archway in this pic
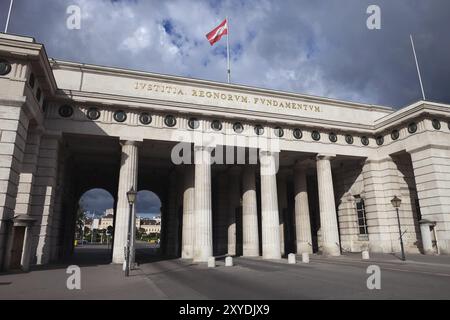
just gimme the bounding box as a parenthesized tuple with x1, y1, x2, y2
(74, 188, 115, 264)
(134, 190, 162, 262)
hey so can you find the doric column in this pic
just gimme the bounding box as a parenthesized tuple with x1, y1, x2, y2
(215, 172, 229, 255)
(316, 154, 341, 256)
(242, 166, 259, 256)
(277, 170, 288, 256)
(112, 140, 139, 264)
(193, 145, 213, 262)
(227, 167, 241, 256)
(181, 165, 195, 259)
(166, 170, 179, 256)
(294, 161, 313, 254)
(260, 151, 281, 259)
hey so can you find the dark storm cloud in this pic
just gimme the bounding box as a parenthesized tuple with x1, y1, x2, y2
(136, 190, 161, 215)
(78, 189, 161, 216)
(79, 188, 114, 215)
(1, 0, 449, 107)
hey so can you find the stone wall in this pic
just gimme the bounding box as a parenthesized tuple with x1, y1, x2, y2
(29, 134, 61, 265)
(410, 146, 450, 254)
(333, 160, 368, 252)
(0, 104, 29, 268)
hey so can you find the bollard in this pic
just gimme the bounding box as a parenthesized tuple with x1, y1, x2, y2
(302, 252, 310, 263)
(208, 256, 216, 268)
(362, 250, 370, 260)
(288, 253, 296, 264)
(225, 256, 233, 267)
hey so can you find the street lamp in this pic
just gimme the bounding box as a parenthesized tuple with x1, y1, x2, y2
(391, 195, 405, 261)
(125, 187, 137, 277)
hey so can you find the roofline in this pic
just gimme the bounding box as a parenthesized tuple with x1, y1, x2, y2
(50, 58, 395, 113)
(0, 32, 58, 95)
(374, 100, 450, 131)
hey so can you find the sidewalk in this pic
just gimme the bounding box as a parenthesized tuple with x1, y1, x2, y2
(312, 252, 449, 264)
(306, 252, 450, 274)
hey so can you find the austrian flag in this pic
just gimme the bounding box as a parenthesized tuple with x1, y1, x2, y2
(206, 19, 228, 45)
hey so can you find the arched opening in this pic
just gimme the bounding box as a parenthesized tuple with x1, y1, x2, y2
(134, 190, 162, 262)
(74, 188, 115, 264)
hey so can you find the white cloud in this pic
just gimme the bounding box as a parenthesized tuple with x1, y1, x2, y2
(121, 26, 152, 53)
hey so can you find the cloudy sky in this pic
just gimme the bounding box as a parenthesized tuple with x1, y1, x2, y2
(79, 189, 161, 217)
(1, 0, 450, 108)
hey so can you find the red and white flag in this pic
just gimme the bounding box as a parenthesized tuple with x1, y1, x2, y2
(206, 19, 228, 46)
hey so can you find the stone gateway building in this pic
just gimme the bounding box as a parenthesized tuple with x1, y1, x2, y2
(1, 33, 450, 272)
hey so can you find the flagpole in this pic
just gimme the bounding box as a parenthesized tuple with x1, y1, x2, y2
(410, 34, 426, 101)
(226, 16, 231, 83)
(5, 0, 14, 33)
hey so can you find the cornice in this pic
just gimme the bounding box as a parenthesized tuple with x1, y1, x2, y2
(53, 89, 377, 133)
(407, 143, 450, 154)
(50, 59, 394, 113)
(52, 89, 450, 136)
(48, 89, 450, 140)
(0, 34, 58, 95)
(373, 101, 450, 131)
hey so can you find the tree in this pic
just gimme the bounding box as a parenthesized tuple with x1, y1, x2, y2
(75, 207, 86, 240)
(136, 227, 147, 240)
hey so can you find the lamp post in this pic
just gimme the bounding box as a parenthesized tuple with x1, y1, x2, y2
(125, 187, 137, 277)
(391, 195, 405, 261)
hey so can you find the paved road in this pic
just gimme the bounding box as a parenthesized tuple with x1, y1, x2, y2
(1, 245, 449, 299)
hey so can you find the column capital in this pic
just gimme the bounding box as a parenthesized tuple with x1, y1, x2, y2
(120, 139, 142, 147)
(259, 150, 278, 157)
(316, 154, 336, 161)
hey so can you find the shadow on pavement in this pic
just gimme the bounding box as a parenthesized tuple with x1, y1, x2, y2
(3, 243, 177, 274)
